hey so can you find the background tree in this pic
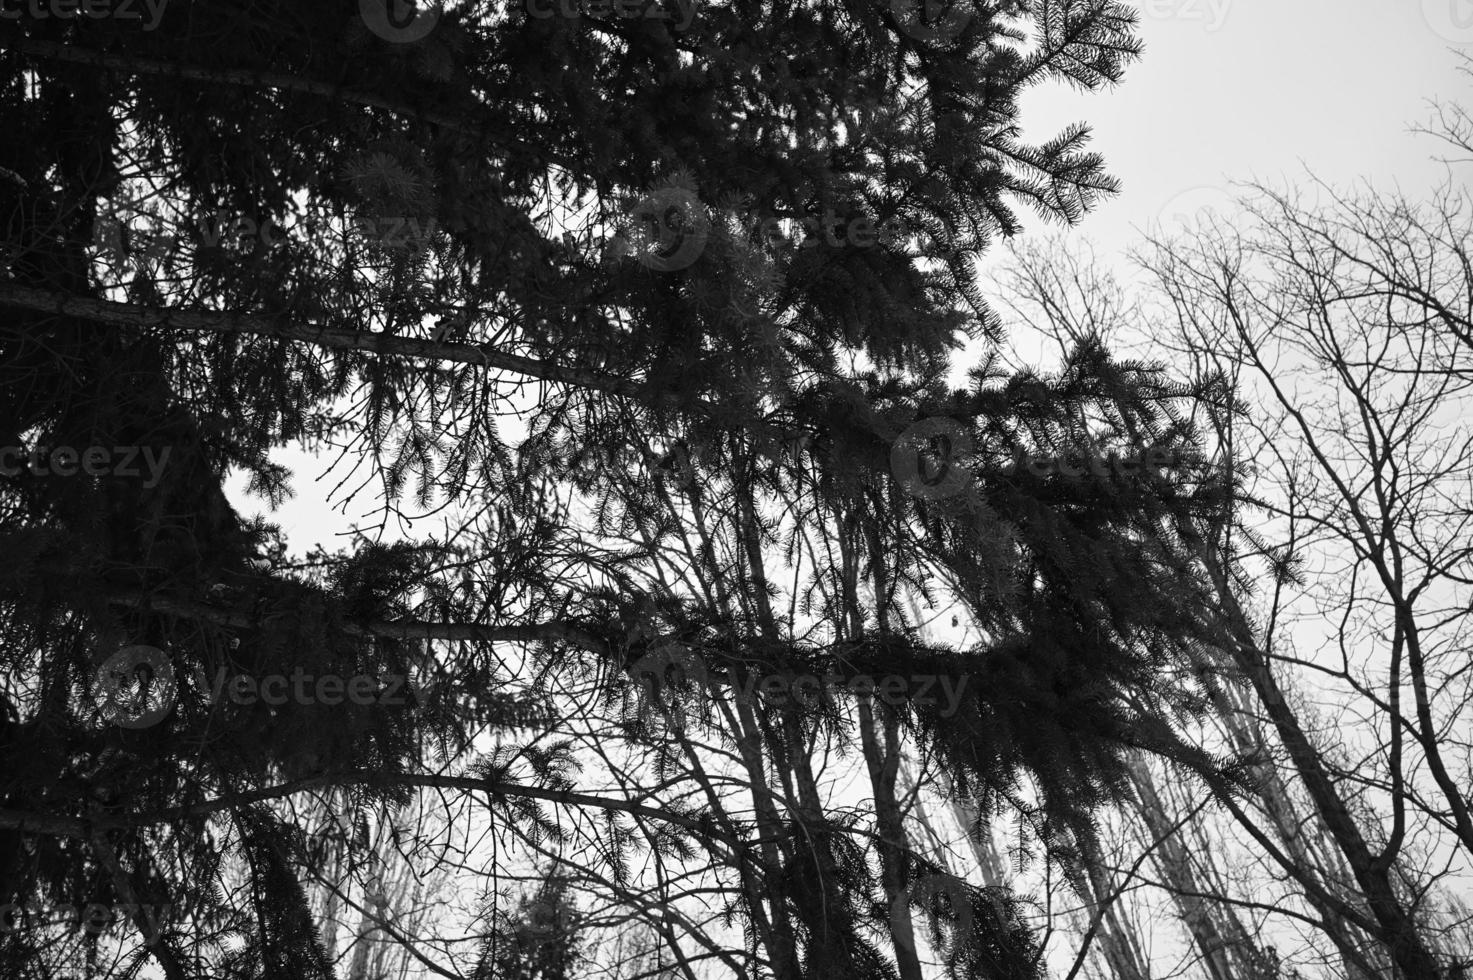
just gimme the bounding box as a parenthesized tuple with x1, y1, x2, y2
(474, 869, 586, 980)
(984, 63, 1473, 977)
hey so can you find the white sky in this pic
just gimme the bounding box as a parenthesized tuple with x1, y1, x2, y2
(227, 0, 1473, 551)
(1006, 0, 1469, 262)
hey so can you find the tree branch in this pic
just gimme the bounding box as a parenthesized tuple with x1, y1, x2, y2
(0, 284, 642, 397)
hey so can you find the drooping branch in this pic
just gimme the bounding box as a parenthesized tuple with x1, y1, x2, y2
(101, 587, 611, 654)
(2, 38, 561, 166)
(136, 771, 737, 841)
(0, 285, 642, 397)
(0, 773, 742, 846)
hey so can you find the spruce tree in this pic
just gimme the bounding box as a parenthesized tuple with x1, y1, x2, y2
(0, 1, 1237, 978)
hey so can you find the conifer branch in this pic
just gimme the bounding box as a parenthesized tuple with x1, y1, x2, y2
(102, 587, 612, 654)
(2, 38, 561, 166)
(0, 284, 642, 397)
(132, 772, 736, 842)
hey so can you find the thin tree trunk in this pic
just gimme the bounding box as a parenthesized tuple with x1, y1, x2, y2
(1215, 603, 1443, 978)
(1072, 832, 1154, 980)
(1212, 678, 1389, 979)
(1127, 759, 1264, 980)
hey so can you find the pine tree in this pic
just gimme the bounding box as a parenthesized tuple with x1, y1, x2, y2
(0, 1, 1245, 978)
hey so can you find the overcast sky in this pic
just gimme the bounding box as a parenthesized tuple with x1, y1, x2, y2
(228, 1, 1473, 551)
(1011, 0, 1469, 260)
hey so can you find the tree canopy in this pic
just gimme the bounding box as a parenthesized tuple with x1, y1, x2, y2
(0, 2, 1251, 978)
